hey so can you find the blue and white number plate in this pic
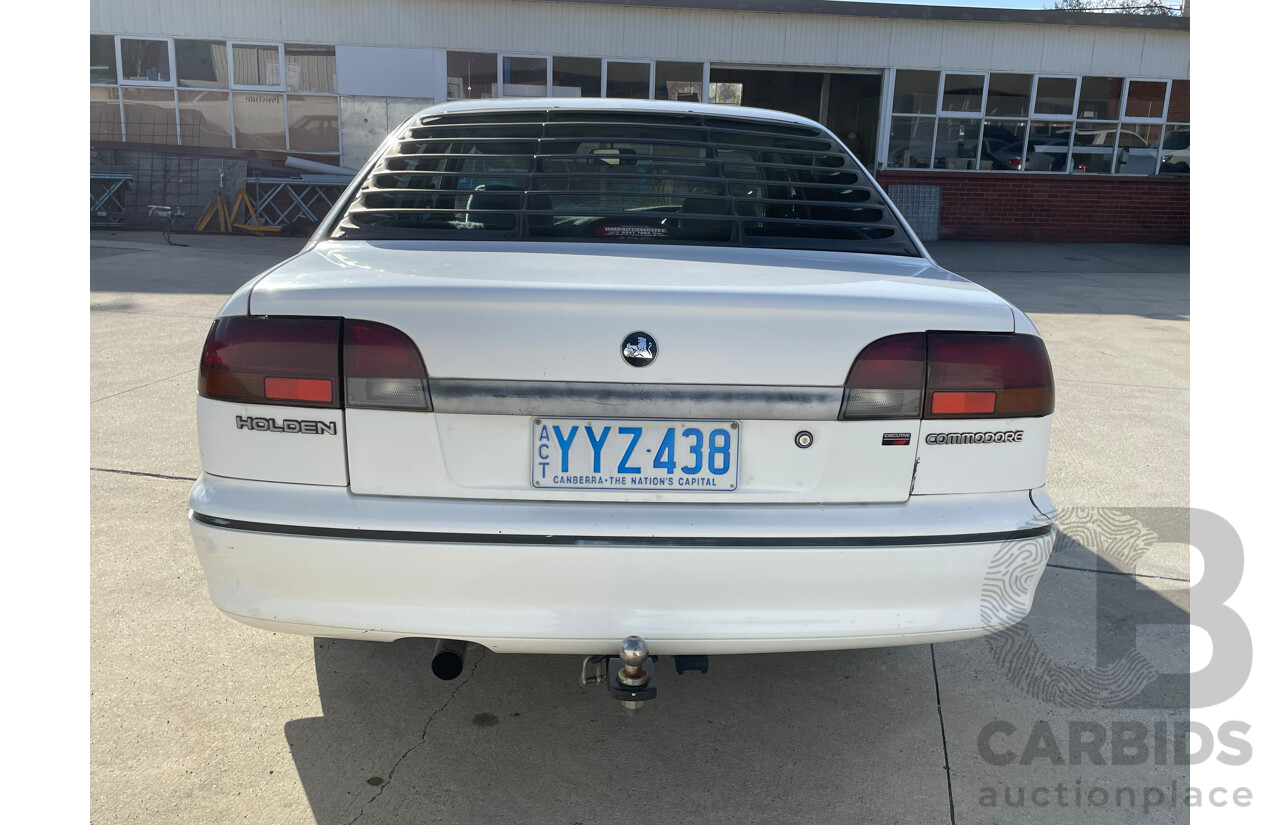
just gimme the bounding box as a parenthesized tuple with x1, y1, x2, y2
(532, 418, 739, 491)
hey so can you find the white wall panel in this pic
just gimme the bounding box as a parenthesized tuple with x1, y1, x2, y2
(336, 46, 441, 97)
(1088, 28, 1143, 76)
(1139, 31, 1191, 78)
(90, 0, 1187, 79)
(988, 25, 1044, 72)
(888, 21, 946, 70)
(937, 23, 996, 71)
(1040, 26, 1097, 74)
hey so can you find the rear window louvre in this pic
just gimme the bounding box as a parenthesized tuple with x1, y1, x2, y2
(332, 109, 920, 257)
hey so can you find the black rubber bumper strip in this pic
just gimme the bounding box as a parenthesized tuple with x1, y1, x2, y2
(191, 511, 1052, 548)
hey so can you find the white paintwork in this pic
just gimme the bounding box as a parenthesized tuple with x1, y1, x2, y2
(250, 242, 1010, 386)
(197, 398, 348, 486)
(345, 412, 919, 503)
(912, 416, 1053, 495)
(91, 0, 1188, 79)
(189, 475, 1052, 654)
(189, 99, 1057, 654)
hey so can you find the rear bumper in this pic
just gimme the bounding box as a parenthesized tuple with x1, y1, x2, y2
(188, 474, 1055, 655)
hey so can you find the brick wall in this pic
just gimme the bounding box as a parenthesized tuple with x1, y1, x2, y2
(875, 170, 1189, 244)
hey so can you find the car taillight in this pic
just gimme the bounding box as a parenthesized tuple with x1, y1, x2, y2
(199, 316, 431, 411)
(344, 320, 432, 410)
(841, 332, 1053, 420)
(199, 316, 341, 408)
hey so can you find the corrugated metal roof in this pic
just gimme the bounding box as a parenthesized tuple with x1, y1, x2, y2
(515, 0, 1190, 30)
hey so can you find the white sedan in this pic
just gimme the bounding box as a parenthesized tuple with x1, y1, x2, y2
(188, 98, 1055, 694)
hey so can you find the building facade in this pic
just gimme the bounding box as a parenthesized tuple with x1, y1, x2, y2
(89, 0, 1190, 242)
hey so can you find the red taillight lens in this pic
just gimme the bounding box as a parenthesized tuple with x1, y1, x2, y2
(199, 316, 341, 408)
(344, 320, 432, 410)
(840, 333, 926, 419)
(925, 332, 1054, 418)
(840, 332, 1053, 419)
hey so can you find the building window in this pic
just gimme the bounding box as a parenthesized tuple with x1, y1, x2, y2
(446, 51, 497, 100)
(232, 91, 287, 150)
(552, 57, 602, 97)
(231, 43, 284, 89)
(655, 62, 703, 101)
(884, 70, 1187, 176)
(605, 60, 653, 99)
(91, 34, 117, 84)
(90, 85, 122, 141)
(122, 87, 178, 144)
(92, 34, 340, 155)
(501, 55, 550, 97)
(176, 40, 228, 88)
(119, 38, 172, 84)
(285, 44, 336, 93)
(177, 90, 232, 148)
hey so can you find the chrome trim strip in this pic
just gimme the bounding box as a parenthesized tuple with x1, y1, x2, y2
(192, 511, 1052, 547)
(429, 379, 843, 420)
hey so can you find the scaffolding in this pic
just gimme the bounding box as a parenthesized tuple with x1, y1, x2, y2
(90, 172, 134, 226)
(248, 173, 353, 229)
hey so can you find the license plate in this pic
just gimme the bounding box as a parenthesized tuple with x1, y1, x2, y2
(531, 418, 739, 491)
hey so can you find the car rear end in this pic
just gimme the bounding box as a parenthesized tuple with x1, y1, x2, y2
(188, 99, 1055, 655)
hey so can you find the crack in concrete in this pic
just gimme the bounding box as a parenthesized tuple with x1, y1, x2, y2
(90, 467, 198, 483)
(91, 368, 198, 404)
(346, 649, 487, 825)
(929, 644, 957, 825)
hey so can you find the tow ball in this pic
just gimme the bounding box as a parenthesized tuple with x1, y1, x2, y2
(581, 636, 657, 715)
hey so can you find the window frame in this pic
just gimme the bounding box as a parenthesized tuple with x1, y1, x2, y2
(228, 41, 286, 92)
(496, 52, 551, 97)
(116, 35, 176, 87)
(603, 58, 656, 99)
(879, 69, 1186, 177)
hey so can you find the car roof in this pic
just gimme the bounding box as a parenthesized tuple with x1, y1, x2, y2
(412, 97, 827, 131)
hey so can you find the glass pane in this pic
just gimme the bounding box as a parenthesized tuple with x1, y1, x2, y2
(90, 85, 122, 141)
(232, 91, 286, 149)
(1159, 125, 1189, 175)
(502, 56, 548, 96)
(1033, 77, 1076, 116)
(177, 90, 232, 148)
(1026, 120, 1072, 172)
(287, 94, 340, 153)
(122, 87, 178, 144)
(446, 52, 497, 100)
(985, 74, 1031, 117)
(606, 61, 651, 99)
(285, 44, 336, 93)
(933, 118, 980, 169)
(1125, 80, 1167, 119)
(1167, 79, 1189, 123)
(1115, 122, 1162, 174)
(91, 34, 117, 84)
(176, 40, 228, 88)
(552, 56, 600, 97)
(893, 70, 938, 114)
(941, 74, 983, 113)
(233, 43, 281, 87)
(120, 38, 171, 83)
(655, 61, 703, 102)
(1069, 121, 1117, 174)
(981, 120, 1027, 171)
(708, 83, 742, 105)
(887, 116, 935, 168)
(1077, 76, 1122, 120)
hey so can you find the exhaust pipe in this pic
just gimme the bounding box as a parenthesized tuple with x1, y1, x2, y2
(431, 638, 467, 680)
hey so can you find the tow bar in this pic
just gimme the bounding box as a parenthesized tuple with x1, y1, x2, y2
(581, 636, 711, 715)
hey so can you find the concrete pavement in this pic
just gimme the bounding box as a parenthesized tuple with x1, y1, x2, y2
(91, 232, 1190, 824)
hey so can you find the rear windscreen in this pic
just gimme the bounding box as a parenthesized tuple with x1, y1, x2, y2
(331, 109, 921, 257)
